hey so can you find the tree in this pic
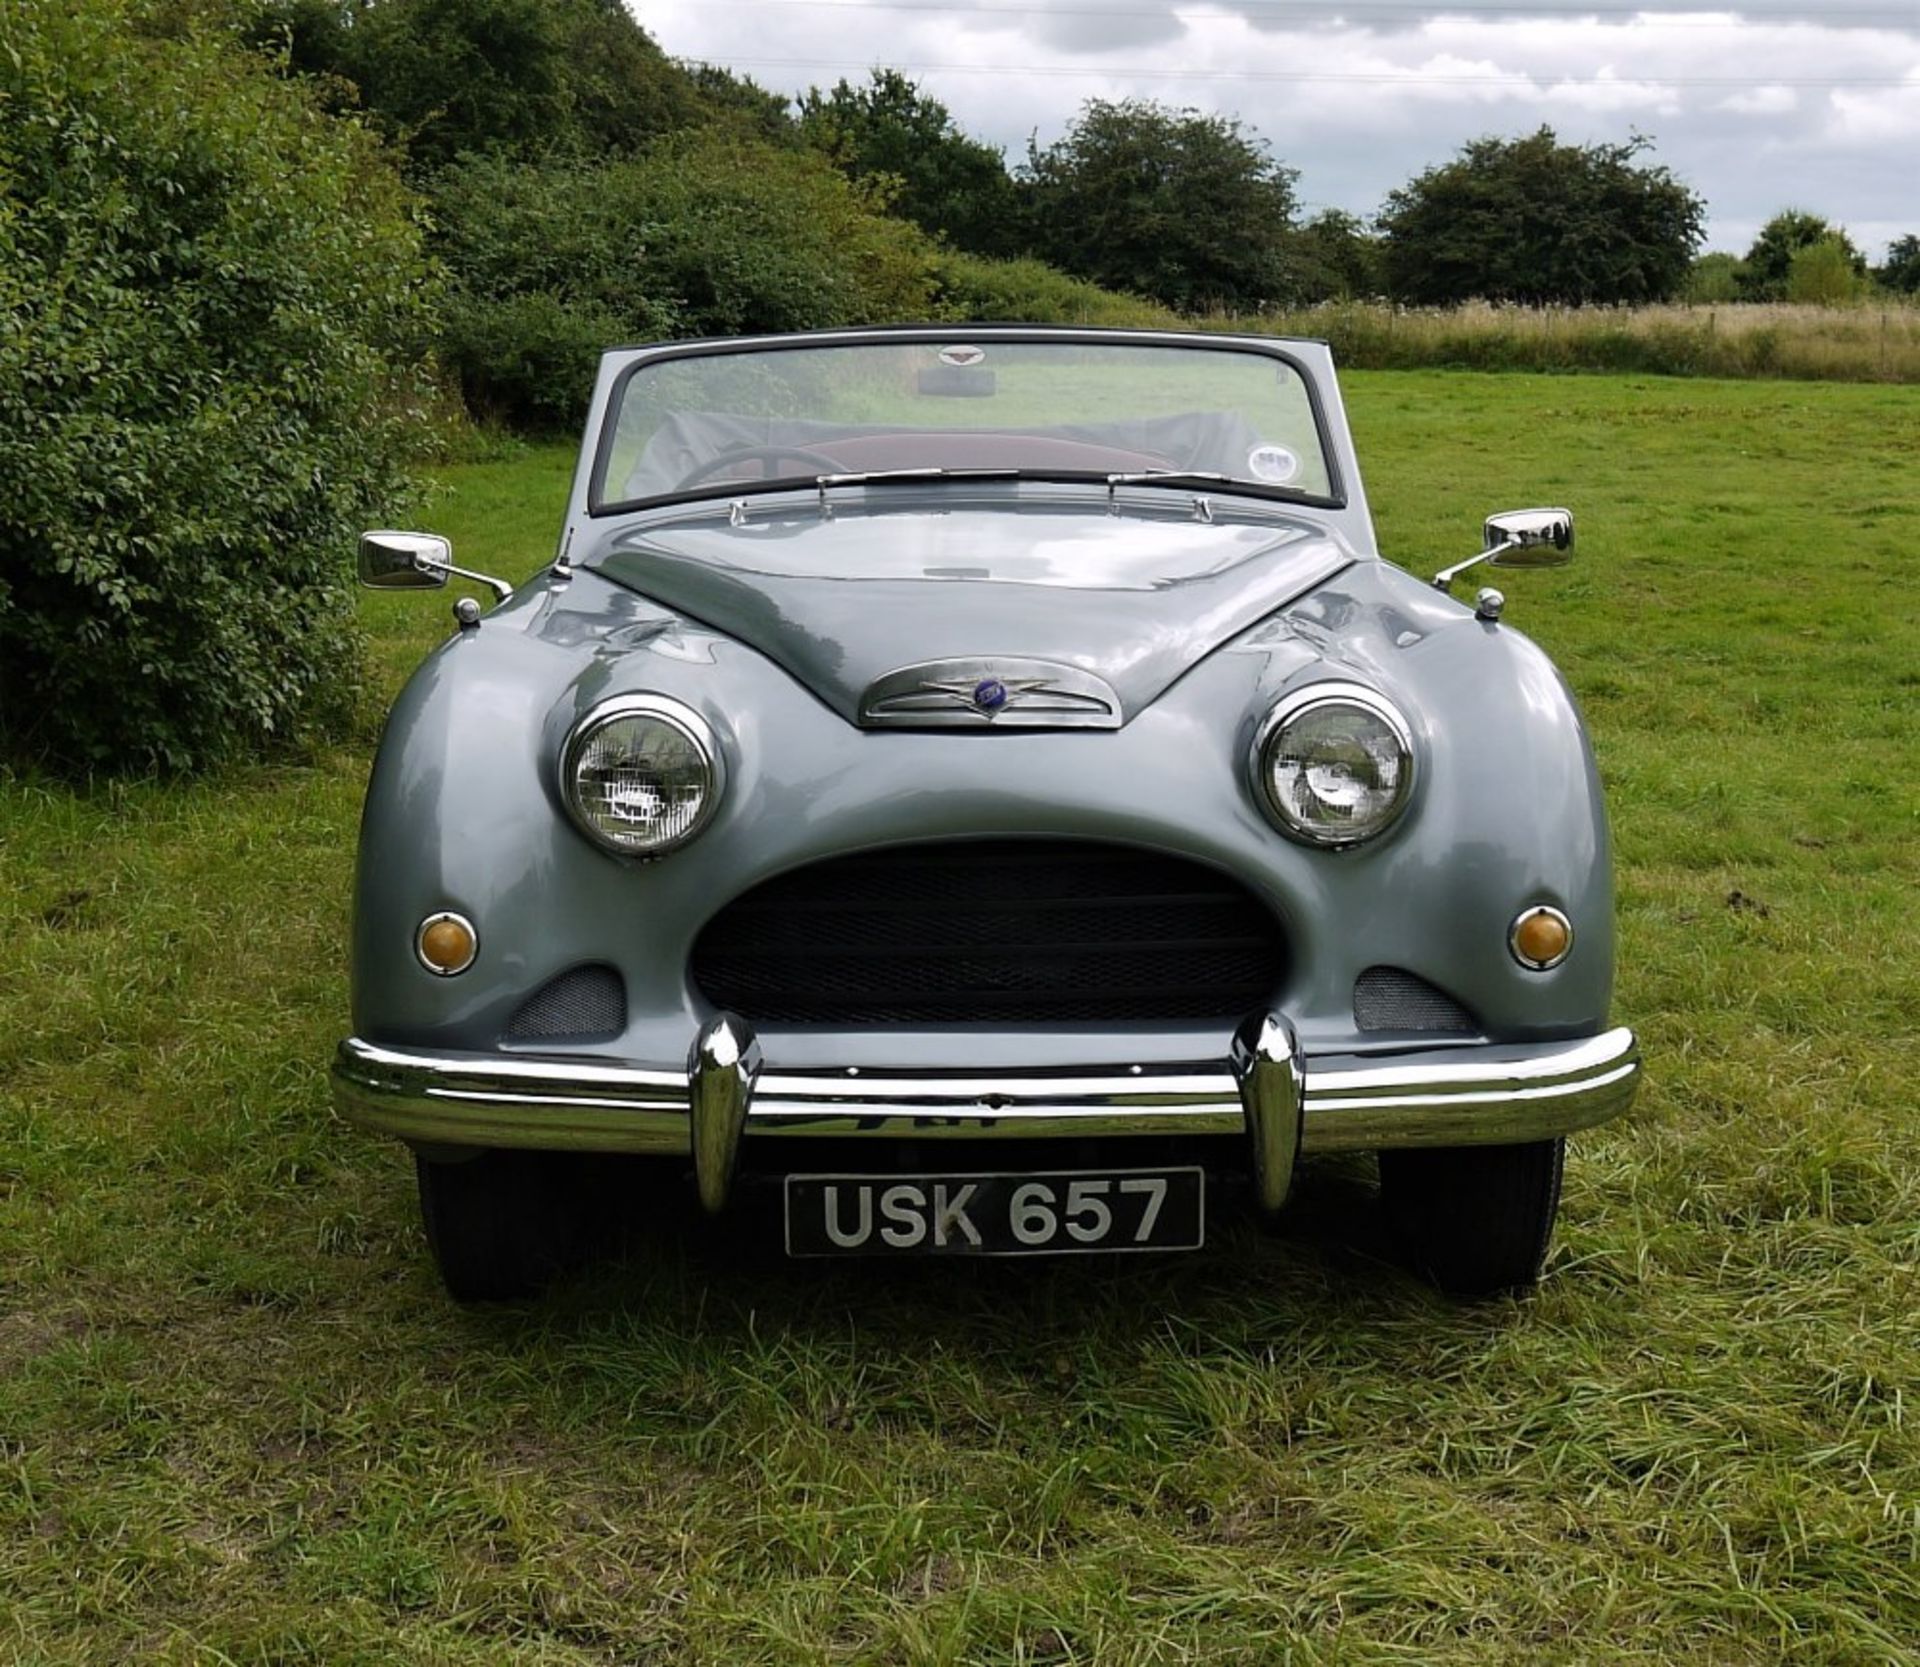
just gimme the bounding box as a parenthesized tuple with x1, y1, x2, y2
(1878, 234, 1920, 295)
(259, 0, 708, 170)
(1290, 209, 1383, 302)
(1738, 210, 1867, 301)
(1022, 100, 1299, 310)
(1378, 128, 1705, 306)
(685, 63, 796, 144)
(799, 71, 1021, 257)
(0, 0, 436, 771)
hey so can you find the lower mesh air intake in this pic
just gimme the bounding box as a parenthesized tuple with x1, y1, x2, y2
(505, 964, 626, 1040)
(1353, 966, 1475, 1033)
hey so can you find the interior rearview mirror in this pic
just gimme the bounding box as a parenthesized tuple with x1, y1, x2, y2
(916, 366, 997, 398)
(359, 530, 451, 590)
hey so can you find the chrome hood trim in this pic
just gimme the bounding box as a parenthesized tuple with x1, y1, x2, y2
(860, 656, 1122, 729)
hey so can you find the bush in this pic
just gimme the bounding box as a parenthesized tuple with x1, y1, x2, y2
(1738, 210, 1868, 301)
(1686, 252, 1746, 303)
(927, 253, 1172, 327)
(0, 0, 436, 773)
(1787, 239, 1864, 305)
(433, 135, 941, 429)
(431, 155, 680, 428)
(631, 133, 939, 334)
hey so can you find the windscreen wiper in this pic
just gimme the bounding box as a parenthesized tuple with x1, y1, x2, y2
(1105, 468, 1318, 501)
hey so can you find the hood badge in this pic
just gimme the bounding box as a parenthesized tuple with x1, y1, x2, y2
(920, 674, 1046, 715)
(861, 658, 1123, 730)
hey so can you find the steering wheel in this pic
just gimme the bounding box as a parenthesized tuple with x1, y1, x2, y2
(674, 444, 848, 492)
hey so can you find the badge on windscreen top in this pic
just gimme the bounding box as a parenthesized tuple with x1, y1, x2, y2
(938, 345, 987, 367)
(1247, 443, 1301, 484)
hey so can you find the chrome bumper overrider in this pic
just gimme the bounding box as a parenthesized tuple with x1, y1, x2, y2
(332, 1016, 1640, 1214)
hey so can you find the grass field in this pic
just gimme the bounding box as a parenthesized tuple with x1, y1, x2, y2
(3, 373, 1917, 1664)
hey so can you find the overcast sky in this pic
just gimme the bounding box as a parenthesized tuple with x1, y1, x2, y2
(638, 1, 1920, 259)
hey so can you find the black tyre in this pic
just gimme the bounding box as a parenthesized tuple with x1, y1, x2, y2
(415, 1149, 584, 1302)
(1377, 1137, 1565, 1297)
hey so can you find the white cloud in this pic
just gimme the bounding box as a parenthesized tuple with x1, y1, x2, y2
(1719, 85, 1799, 114)
(1826, 73, 1920, 143)
(1538, 65, 1681, 115)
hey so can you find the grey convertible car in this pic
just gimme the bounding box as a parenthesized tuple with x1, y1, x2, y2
(335, 326, 1640, 1300)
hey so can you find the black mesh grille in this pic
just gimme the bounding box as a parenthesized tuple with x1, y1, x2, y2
(691, 840, 1286, 1025)
(506, 964, 626, 1040)
(1353, 966, 1475, 1033)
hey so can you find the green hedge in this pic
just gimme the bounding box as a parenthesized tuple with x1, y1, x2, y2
(0, 1, 436, 772)
(927, 253, 1173, 327)
(431, 138, 1182, 431)
(433, 136, 940, 430)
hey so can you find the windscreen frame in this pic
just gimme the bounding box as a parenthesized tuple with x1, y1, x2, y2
(585, 327, 1348, 518)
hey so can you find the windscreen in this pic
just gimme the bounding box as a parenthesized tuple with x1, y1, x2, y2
(593, 338, 1336, 510)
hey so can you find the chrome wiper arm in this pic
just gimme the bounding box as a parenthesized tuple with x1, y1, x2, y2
(1104, 469, 1239, 488)
(817, 467, 941, 488)
(814, 466, 1022, 512)
(1104, 469, 1238, 514)
(815, 467, 1023, 488)
(1105, 469, 1319, 507)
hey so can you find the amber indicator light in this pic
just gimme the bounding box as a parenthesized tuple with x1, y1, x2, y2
(417, 912, 477, 976)
(1510, 906, 1573, 970)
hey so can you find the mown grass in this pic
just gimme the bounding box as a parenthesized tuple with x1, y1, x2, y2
(2, 373, 1917, 1664)
(1215, 300, 1920, 384)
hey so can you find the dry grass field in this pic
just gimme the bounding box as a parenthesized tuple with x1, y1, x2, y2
(1215, 299, 1920, 383)
(2, 371, 1916, 1663)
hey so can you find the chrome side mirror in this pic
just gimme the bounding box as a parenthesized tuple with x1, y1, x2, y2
(358, 530, 513, 602)
(1432, 507, 1574, 591)
(1486, 507, 1574, 568)
(359, 530, 451, 590)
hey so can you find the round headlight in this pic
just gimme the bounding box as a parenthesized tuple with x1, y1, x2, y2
(1254, 683, 1414, 847)
(561, 695, 720, 857)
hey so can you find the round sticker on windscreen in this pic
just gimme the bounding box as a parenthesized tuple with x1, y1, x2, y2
(939, 345, 986, 367)
(1247, 443, 1301, 483)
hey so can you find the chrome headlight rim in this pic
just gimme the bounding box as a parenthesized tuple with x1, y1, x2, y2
(1251, 680, 1417, 849)
(559, 693, 723, 859)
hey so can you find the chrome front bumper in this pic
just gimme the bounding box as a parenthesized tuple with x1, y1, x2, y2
(332, 1015, 1640, 1214)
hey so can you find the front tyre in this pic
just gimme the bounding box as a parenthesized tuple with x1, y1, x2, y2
(1378, 1137, 1565, 1297)
(415, 1149, 582, 1302)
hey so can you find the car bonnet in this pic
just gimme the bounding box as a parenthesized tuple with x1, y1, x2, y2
(584, 496, 1355, 727)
